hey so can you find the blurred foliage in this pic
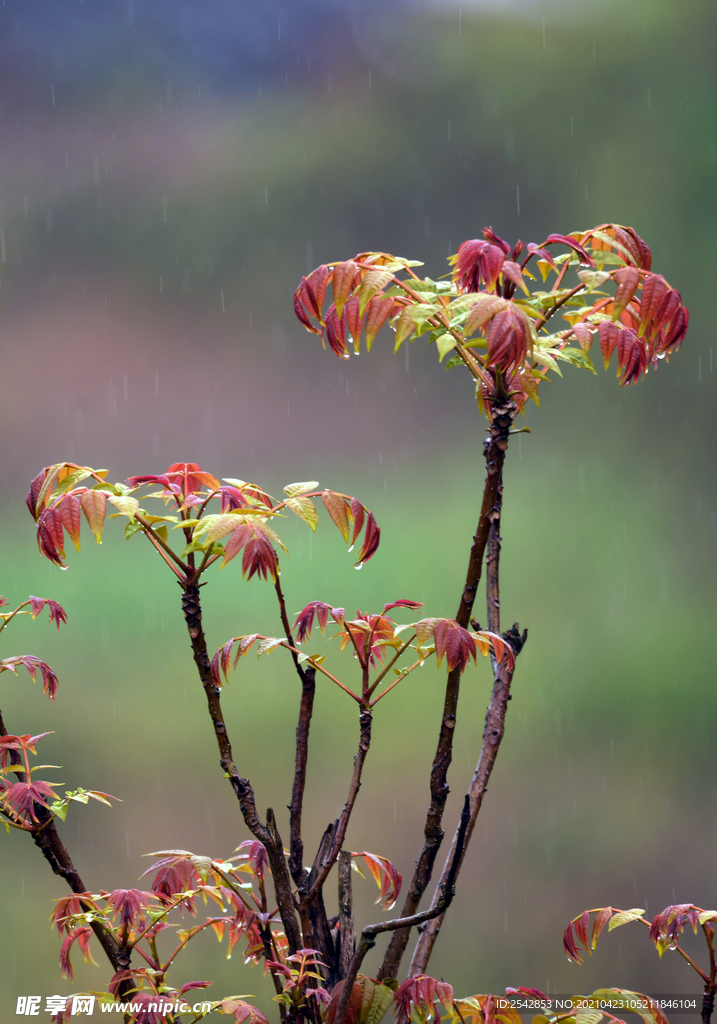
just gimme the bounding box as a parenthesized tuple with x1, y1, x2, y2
(0, 0, 716, 1016)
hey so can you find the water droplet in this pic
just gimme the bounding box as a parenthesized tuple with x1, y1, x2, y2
(347, 544, 354, 553)
(354, 562, 363, 570)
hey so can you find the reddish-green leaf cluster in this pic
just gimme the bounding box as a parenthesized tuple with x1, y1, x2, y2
(414, 619, 515, 673)
(395, 975, 454, 1023)
(351, 851, 402, 910)
(295, 223, 689, 416)
(0, 654, 59, 698)
(563, 906, 646, 962)
(27, 463, 382, 577)
(325, 976, 396, 1024)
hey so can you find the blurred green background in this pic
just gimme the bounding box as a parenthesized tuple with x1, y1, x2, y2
(1, 0, 716, 1017)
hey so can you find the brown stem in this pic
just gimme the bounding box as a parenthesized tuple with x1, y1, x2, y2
(273, 576, 318, 887)
(180, 581, 301, 953)
(408, 505, 526, 976)
(702, 924, 716, 1024)
(335, 797, 471, 1024)
(0, 708, 130, 987)
(305, 707, 372, 902)
(379, 390, 515, 980)
(338, 850, 355, 979)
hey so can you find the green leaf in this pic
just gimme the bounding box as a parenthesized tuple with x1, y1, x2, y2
(590, 990, 666, 1024)
(285, 496, 319, 531)
(125, 520, 143, 540)
(436, 334, 457, 362)
(256, 638, 285, 657)
(283, 481, 319, 498)
(363, 981, 395, 1024)
(356, 269, 394, 315)
(108, 495, 139, 521)
(608, 908, 644, 931)
(531, 348, 562, 375)
(555, 347, 596, 374)
(393, 304, 437, 350)
(575, 1011, 603, 1024)
(577, 270, 611, 292)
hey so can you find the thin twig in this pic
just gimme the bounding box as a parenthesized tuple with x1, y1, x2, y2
(379, 388, 516, 980)
(273, 576, 318, 887)
(335, 796, 470, 1024)
(179, 582, 302, 953)
(305, 707, 372, 903)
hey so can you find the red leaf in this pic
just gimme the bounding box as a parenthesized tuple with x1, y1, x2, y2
(563, 921, 583, 963)
(352, 851, 402, 909)
(482, 226, 511, 254)
(242, 536, 278, 581)
(661, 303, 688, 354)
(453, 239, 505, 293)
(28, 597, 68, 630)
(526, 244, 557, 271)
(572, 323, 593, 352)
(591, 907, 613, 949)
(322, 490, 350, 543)
(222, 523, 254, 565)
(542, 233, 594, 266)
(293, 601, 333, 643)
(598, 321, 620, 368)
(616, 328, 648, 385)
(324, 304, 348, 358)
(344, 295, 364, 351)
(383, 599, 423, 613)
(306, 264, 330, 314)
(42, 508, 66, 559)
(355, 512, 380, 567)
(59, 495, 82, 551)
(639, 274, 668, 335)
(500, 260, 528, 293)
(364, 295, 395, 350)
(486, 307, 529, 375)
(575, 910, 591, 955)
(349, 498, 365, 548)
(294, 286, 319, 333)
(434, 620, 477, 672)
(612, 266, 641, 319)
(79, 490, 107, 544)
(332, 260, 359, 317)
(26, 468, 48, 519)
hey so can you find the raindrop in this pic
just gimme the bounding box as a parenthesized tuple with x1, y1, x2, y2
(458, 8, 462, 34)
(51, 84, 55, 108)
(354, 562, 363, 570)
(369, 70, 372, 90)
(516, 185, 520, 215)
(221, 290, 225, 313)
